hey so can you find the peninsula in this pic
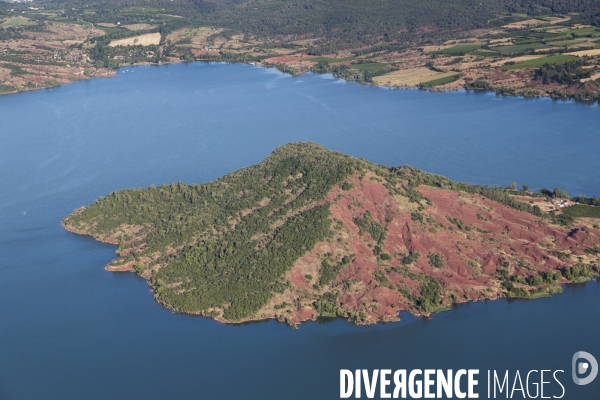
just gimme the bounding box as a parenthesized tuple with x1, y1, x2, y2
(63, 143, 600, 325)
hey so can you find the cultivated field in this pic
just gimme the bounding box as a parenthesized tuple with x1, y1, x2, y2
(491, 55, 544, 67)
(567, 49, 600, 57)
(124, 23, 154, 31)
(1, 17, 35, 27)
(166, 27, 220, 46)
(373, 68, 458, 87)
(109, 33, 161, 47)
(502, 55, 578, 70)
(432, 42, 485, 54)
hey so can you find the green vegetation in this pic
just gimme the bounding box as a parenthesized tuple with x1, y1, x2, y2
(534, 60, 592, 84)
(1, 17, 35, 28)
(427, 252, 444, 268)
(569, 27, 600, 35)
(64, 143, 367, 320)
(318, 257, 352, 287)
(308, 56, 355, 63)
(585, 246, 600, 255)
(401, 250, 421, 265)
(415, 277, 443, 313)
(353, 211, 386, 243)
(492, 43, 548, 54)
(562, 264, 594, 282)
(313, 292, 341, 316)
(563, 205, 600, 218)
(341, 182, 354, 191)
(572, 195, 600, 207)
(0, 83, 16, 93)
(502, 55, 579, 70)
(44, 0, 600, 55)
(433, 43, 484, 55)
(547, 38, 588, 47)
(373, 269, 389, 286)
(350, 62, 387, 71)
(419, 73, 461, 87)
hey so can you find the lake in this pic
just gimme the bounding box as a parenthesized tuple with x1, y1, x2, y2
(1, 62, 599, 399)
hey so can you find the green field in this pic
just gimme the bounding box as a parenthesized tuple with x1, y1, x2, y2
(502, 55, 578, 70)
(351, 62, 387, 71)
(97, 26, 122, 34)
(1, 17, 35, 28)
(471, 49, 498, 56)
(563, 205, 600, 218)
(421, 73, 461, 86)
(308, 56, 355, 63)
(547, 38, 588, 47)
(433, 43, 484, 55)
(493, 43, 548, 54)
(569, 27, 600, 35)
(530, 32, 569, 39)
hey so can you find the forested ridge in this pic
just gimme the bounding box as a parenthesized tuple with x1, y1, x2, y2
(46, 0, 600, 52)
(64, 143, 368, 319)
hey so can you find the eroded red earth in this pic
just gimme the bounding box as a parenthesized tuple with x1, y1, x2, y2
(281, 173, 600, 325)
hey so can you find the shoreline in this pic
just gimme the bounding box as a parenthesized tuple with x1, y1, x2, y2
(61, 208, 599, 328)
(2, 59, 599, 105)
(61, 215, 600, 327)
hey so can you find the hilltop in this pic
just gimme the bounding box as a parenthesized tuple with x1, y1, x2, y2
(63, 143, 600, 325)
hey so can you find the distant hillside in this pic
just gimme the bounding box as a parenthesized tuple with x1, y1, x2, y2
(63, 143, 600, 325)
(46, 0, 600, 51)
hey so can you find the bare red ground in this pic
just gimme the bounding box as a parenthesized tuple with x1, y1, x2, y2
(285, 173, 600, 324)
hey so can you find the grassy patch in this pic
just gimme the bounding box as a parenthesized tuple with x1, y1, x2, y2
(547, 38, 588, 47)
(503, 55, 578, 70)
(1, 17, 35, 28)
(97, 26, 122, 35)
(433, 43, 484, 55)
(563, 205, 600, 218)
(471, 49, 498, 56)
(569, 27, 600, 35)
(530, 32, 569, 40)
(420, 73, 461, 86)
(493, 43, 548, 54)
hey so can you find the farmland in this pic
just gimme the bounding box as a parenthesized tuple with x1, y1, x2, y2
(491, 43, 548, 54)
(503, 55, 579, 70)
(433, 43, 484, 55)
(0, 0, 599, 101)
(109, 33, 161, 47)
(1, 17, 35, 27)
(563, 205, 600, 218)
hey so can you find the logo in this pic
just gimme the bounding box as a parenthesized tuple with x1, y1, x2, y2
(572, 351, 598, 386)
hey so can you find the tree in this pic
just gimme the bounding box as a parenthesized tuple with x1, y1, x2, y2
(522, 184, 530, 192)
(509, 182, 517, 190)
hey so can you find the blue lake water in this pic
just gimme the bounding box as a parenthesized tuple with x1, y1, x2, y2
(1, 62, 599, 399)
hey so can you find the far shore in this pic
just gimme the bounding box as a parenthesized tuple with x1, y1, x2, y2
(2, 59, 598, 104)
